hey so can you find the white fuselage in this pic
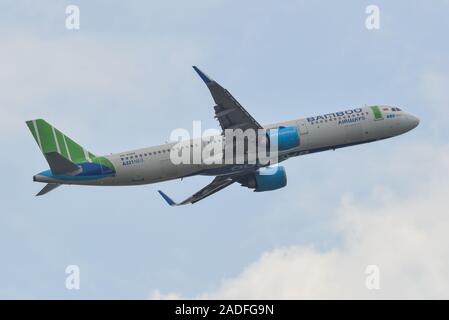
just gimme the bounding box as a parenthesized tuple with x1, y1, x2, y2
(35, 106, 419, 186)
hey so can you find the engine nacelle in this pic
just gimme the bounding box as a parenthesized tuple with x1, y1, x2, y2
(266, 126, 299, 151)
(242, 166, 287, 192)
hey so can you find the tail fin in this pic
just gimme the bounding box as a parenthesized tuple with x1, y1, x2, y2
(44, 152, 80, 175)
(26, 119, 96, 164)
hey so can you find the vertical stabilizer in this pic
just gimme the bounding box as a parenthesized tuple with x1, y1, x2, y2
(26, 119, 96, 164)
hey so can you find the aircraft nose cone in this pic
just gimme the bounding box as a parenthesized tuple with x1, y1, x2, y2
(409, 114, 420, 129)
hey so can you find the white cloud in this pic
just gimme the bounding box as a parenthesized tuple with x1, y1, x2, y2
(151, 143, 449, 299)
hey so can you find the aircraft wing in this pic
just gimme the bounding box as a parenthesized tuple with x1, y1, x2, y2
(158, 175, 235, 206)
(193, 66, 263, 131)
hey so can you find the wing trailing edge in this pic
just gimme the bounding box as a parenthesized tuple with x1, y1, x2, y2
(158, 176, 235, 206)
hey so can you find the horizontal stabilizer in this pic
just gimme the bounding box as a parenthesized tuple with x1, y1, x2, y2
(36, 183, 61, 196)
(45, 152, 80, 175)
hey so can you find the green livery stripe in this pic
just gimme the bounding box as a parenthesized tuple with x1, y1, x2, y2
(371, 106, 383, 120)
(66, 137, 86, 162)
(92, 156, 115, 171)
(54, 129, 68, 159)
(36, 119, 57, 153)
(26, 121, 40, 147)
(25, 118, 96, 164)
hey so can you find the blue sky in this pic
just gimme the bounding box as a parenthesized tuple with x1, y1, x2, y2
(1, 1, 449, 299)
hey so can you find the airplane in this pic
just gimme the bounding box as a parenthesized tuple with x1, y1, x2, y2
(27, 66, 419, 205)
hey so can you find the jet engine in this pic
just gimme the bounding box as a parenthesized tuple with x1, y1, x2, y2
(241, 166, 287, 192)
(266, 126, 299, 151)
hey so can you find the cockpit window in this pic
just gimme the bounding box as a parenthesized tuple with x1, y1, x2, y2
(392, 107, 402, 112)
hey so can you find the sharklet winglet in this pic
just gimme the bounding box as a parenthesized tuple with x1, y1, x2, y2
(158, 190, 177, 206)
(192, 66, 213, 84)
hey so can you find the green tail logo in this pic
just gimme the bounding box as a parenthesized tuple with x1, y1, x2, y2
(26, 119, 96, 163)
(26, 119, 115, 172)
